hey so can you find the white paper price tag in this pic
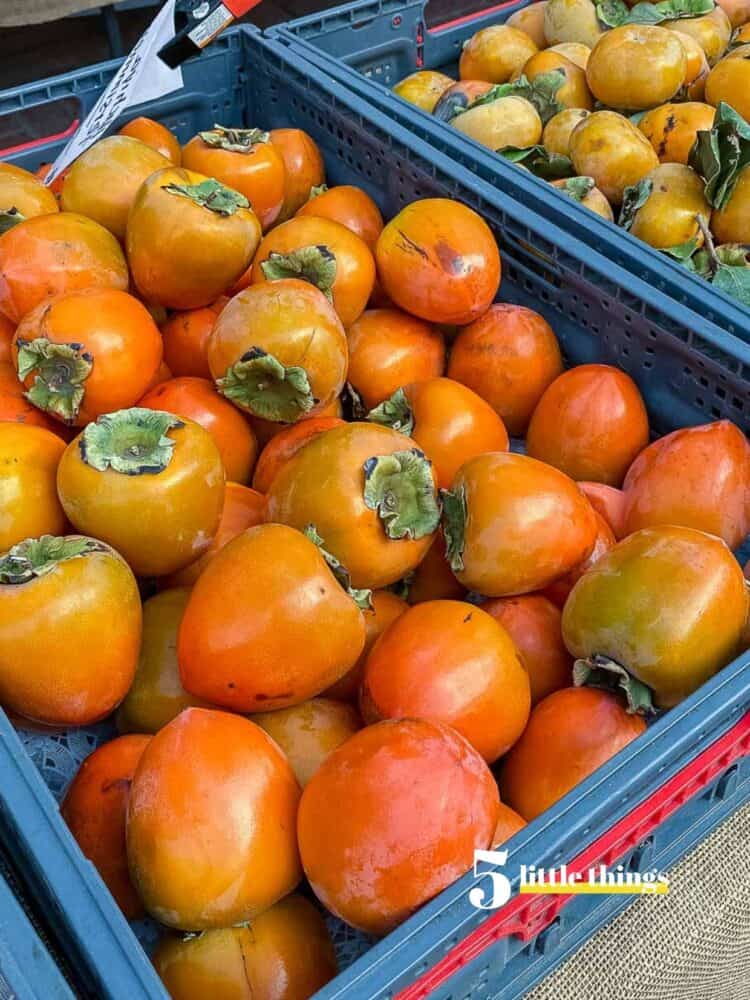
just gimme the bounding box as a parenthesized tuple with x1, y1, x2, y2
(46, 0, 183, 183)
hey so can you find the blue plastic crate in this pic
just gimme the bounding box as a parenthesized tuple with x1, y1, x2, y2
(269, 0, 750, 345)
(0, 25, 749, 1000)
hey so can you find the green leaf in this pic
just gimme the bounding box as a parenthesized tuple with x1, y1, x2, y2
(712, 259, 750, 306)
(663, 235, 701, 263)
(573, 656, 657, 716)
(557, 176, 597, 202)
(0, 208, 25, 235)
(597, 0, 714, 27)
(689, 101, 750, 210)
(618, 178, 654, 231)
(499, 144, 574, 179)
(466, 72, 565, 126)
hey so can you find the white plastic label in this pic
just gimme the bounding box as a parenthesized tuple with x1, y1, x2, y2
(45, 0, 183, 183)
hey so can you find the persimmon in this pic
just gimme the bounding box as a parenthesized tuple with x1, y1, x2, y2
(507, 1, 548, 48)
(544, 510, 615, 607)
(586, 26, 686, 110)
(544, 0, 604, 49)
(162, 483, 266, 588)
(161, 301, 224, 379)
(563, 526, 748, 708)
(432, 80, 493, 121)
(368, 377, 509, 489)
(517, 50, 593, 111)
(452, 94, 542, 151)
(298, 718, 499, 935)
(361, 600, 530, 762)
(0, 535, 141, 725)
(711, 163, 750, 244)
(526, 364, 649, 486)
(0, 212, 128, 324)
(673, 30, 710, 100)
(393, 70, 454, 111)
(250, 215, 375, 328)
(716, 0, 750, 27)
(61, 135, 170, 239)
(252, 416, 345, 493)
(346, 308, 445, 411)
(555, 177, 613, 222)
(296, 185, 384, 250)
(324, 589, 408, 702)
(13, 288, 162, 426)
(61, 734, 151, 918)
(126, 167, 262, 310)
(483, 594, 573, 705)
(269, 127, 325, 221)
(705, 45, 750, 120)
(182, 125, 285, 230)
(549, 42, 591, 69)
(376, 200, 501, 325)
(0, 362, 61, 434)
(639, 103, 717, 166)
(442, 451, 599, 596)
(266, 422, 441, 589)
(153, 894, 336, 1000)
(127, 708, 302, 929)
(208, 280, 347, 423)
(459, 25, 538, 82)
(447, 304, 563, 436)
(664, 7, 731, 66)
(493, 803, 527, 846)
(0, 314, 13, 364)
(628, 164, 710, 251)
(119, 116, 181, 164)
(0, 163, 58, 227)
(0, 424, 66, 550)
(621, 420, 750, 548)
(500, 687, 646, 820)
(57, 408, 224, 577)
(34, 162, 68, 199)
(543, 108, 591, 157)
(406, 529, 466, 604)
(252, 698, 361, 787)
(569, 111, 659, 205)
(577, 481, 627, 539)
(139, 377, 257, 484)
(178, 523, 366, 712)
(116, 588, 215, 734)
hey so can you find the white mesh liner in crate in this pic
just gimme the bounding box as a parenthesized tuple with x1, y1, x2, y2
(17, 721, 373, 970)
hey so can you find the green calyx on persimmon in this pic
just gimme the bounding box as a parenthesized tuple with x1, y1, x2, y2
(363, 448, 440, 541)
(80, 408, 184, 475)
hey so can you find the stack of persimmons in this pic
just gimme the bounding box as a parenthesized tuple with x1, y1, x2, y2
(0, 113, 748, 1000)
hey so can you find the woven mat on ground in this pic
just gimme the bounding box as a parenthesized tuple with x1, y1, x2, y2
(527, 801, 750, 1000)
(0, 1, 120, 27)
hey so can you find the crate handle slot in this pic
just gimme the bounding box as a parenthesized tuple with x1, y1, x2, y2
(395, 709, 750, 1000)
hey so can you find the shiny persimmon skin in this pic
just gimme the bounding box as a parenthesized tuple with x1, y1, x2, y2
(269, 128, 326, 222)
(178, 524, 366, 712)
(61, 734, 151, 918)
(361, 600, 530, 762)
(0, 212, 128, 324)
(324, 589, 408, 702)
(182, 133, 285, 231)
(586, 26, 686, 110)
(57, 417, 225, 577)
(563, 526, 748, 707)
(407, 530, 466, 604)
(126, 168, 262, 310)
(266, 423, 439, 589)
(500, 687, 646, 820)
(0, 538, 141, 725)
(251, 216, 375, 328)
(621, 420, 750, 548)
(526, 365, 650, 486)
(376, 200, 501, 325)
(577, 481, 627, 539)
(252, 698, 361, 787)
(252, 416, 345, 493)
(482, 594, 573, 705)
(493, 803, 527, 846)
(161, 301, 224, 379)
(0, 362, 61, 433)
(0, 314, 13, 364)
(116, 588, 216, 734)
(14, 289, 163, 426)
(459, 25, 538, 83)
(448, 304, 563, 436)
(0, 424, 66, 550)
(396, 377, 509, 489)
(140, 377, 257, 484)
(296, 186, 384, 250)
(162, 483, 266, 588)
(347, 308, 445, 410)
(119, 117, 182, 164)
(61, 135, 171, 239)
(127, 708, 302, 930)
(393, 71, 454, 112)
(208, 280, 348, 420)
(0, 163, 59, 219)
(543, 510, 615, 607)
(449, 452, 599, 596)
(299, 719, 498, 934)
(153, 894, 337, 1000)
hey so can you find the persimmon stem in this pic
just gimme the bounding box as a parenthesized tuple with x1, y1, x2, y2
(303, 524, 373, 610)
(573, 655, 656, 716)
(0, 535, 104, 585)
(217, 348, 316, 422)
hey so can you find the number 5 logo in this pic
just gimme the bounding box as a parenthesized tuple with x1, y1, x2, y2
(468, 849, 513, 910)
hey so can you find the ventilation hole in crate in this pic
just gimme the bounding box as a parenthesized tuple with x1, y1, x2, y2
(696, 396, 705, 407)
(643, 360, 653, 370)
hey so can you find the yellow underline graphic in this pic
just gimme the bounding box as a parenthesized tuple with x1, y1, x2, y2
(519, 883, 669, 895)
